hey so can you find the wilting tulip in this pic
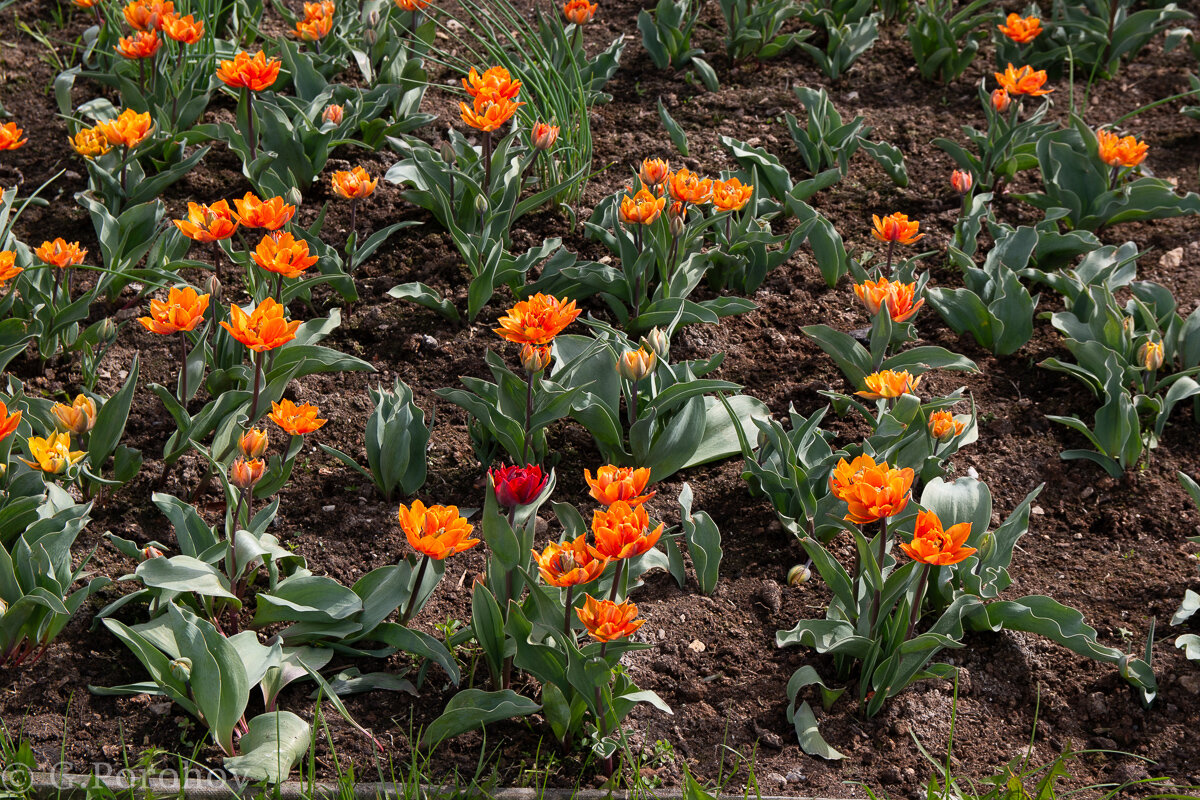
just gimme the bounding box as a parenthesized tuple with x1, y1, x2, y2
(0, 251, 23, 287)
(460, 96, 522, 133)
(576, 594, 644, 643)
(871, 212, 923, 246)
(233, 192, 295, 230)
(268, 398, 327, 435)
(0, 401, 22, 443)
(520, 343, 552, 374)
(1097, 128, 1148, 169)
(138, 286, 210, 335)
(217, 51, 282, 91)
(462, 66, 521, 104)
(96, 108, 154, 149)
(116, 30, 162, 59)
(616, 346, 656, 382)
(619, 187, 666, 226)
(828, 454, 914, 525)
(584, 465, 654, 506)
(0, 122, 27, 151)
(173, 200, 239, 242)
(991, 88, 1011, 113)
(998, 13, 1042, 44)
(161, 12, 204, 43)
(494, 293, 581, 347)
(20, 432, 86, 475)
(51, 395, 98, 436)
(239, 428, 269, 458)
(856, 369, 921, 400)
(711, 177, 754, 212)
(639, 157, 669, 188)
(900, 509, 975, 566)
(667, 168, 713, 205)
(330, 166, 377, 199)
(562, 0, 596, 25)
(533, 536, 607, 588)
(928, 410, 965, 441)
(530, 122, 559, 151)
(253, 231, 318, 279)
(1139, 340, 1164, 372)
(591, 500, 663, 561)
(229, 456, 266, 489)
(36, 239, 87, 268)
(219, 297, 301, 352)
(491, 464, 550, 510)
(71, 127, 112, 159)
(398, 500, 479, 560)
(322, 104, 344, 125)
(994, 63, 1052, 97)
(950, 169, 973, 194)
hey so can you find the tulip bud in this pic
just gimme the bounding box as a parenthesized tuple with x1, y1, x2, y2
(98, 317, 119, 345)
(991, 88, 1011, 113)
(639, 157, 669, 188)
(520, 343, 552, 374)
(365, 27, 378, 45)
(645, 327, 670, 362)
(51, 395, 98, 436)
(169, 657, 192, 681)
(440, 140, 456, 166)
(0, 597, 7, 615)
(787, 563, 811, 586)
(474, 193, 489, 215)
(950, 170, 973, 194)
(531, 122, 559, 151)
(230, 456, 265, 490)
(140, 545, 164, 561)
(239, 427, 269, 459)
(206, 273, 222, 303)
(669, 210, 686, 238)
(1139, 340, 1164, 372)
(322, 104, 344, 125)
(617, 347, 656, 382)
(978, 530, 996, 562)
(367, 9, 380, 26)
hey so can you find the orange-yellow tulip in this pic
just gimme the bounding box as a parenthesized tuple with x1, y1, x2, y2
(0, 251, 22, 286)
(619, 187, 666, 225)
(230, 456, 266, 489)
(900, 509, 975, 566)
(576, 594, 644, 642)
(950, 169, 973, 194)
(584, 465, 654, 507)
(828, 454, 914, 525)
(994, 63, 1052, 97)
(666, 168, 712, 205)
(616, 347, 656, 382)
(292, 14, 332, 40)
(531, 122, 559, 151)
(173, 200, 239, 242)
(928, 410, 965, 441)
(253, 231, 318, 279)
(116, 30, 162, 59)
(20, 432, 85, 475)
(330, 166, 377, 199)
(36, 239, 87, 268)
(268, 398, 327, 435)
(853, 278, 924, 323)
(1096, 128, 1148, 169)
(591, 500, 663, 561)
(460, 96, 522, 132)
(217, 51, 281, 92)
(1139, 340, 1164, 372)
(639, 157, 669, 187)
(711, 177, 753, 212)
(998, 14, 1041, 44)
(462, 66, 521, 104)
(398, 500, 479, 560)
(138, 287, 210, 335)
(520, 343, 552, 373)
(162, 12, 204, 43)
(71, 127, 112, 159)
(494, 293, 581, 346)
(232, 192, 296, 230)
(239, 428, 269, 459)
(322, 104, 344, 124)
(991, 88, 1011, 112)
(219, 297, 301, 352)
(533, 536, 608, 588)
(0, 122, 27, 151)
(51, 395, 98, 436)
(856, 369, 921, 400)
(123, 0, 174, 30)
(871, 212, 923, 245)
(96, 108, 154, 149)
(394, 0, 431, 8)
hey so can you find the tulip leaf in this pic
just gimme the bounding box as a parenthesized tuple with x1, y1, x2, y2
(784, 667, 845, 759)
(224, 711, 312, 784)
(88, 354, 139, 473)
(387, 281, 460, 323)
(420, 689, 541, 750)
(657, 97, 689, 157)
(135, 555, 238, 602)
(919, 477, 992, 550)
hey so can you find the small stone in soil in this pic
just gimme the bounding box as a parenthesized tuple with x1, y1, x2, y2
(785, 770, 805, 783)
(687, 639, 706, 653)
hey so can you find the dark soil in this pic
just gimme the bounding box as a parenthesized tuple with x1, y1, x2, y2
(3, 0, 1200, 797)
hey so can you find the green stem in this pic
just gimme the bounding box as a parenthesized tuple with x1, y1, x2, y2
(521, 368, 535, 464)
(607, 558, 624, 603)
(400, 554, 431, 626)
(869, 516, 889, 630)
(905, 564, 931, 641)
(562, 585, 574, 639)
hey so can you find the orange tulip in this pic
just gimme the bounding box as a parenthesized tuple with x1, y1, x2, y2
(856, 369, 921, 400)
(828, 454, 914, 525)
(619, 187, 665, 225)
(639, 157, 669, 188)
(998, 14, 1041, 44)
(0, 251, 22, 286)
(711, 177, 753, 212)
(123, 0, 174, 30)
(330, 166, 377, 199)
(871, 212, 923, 245)
(230, 456, 266, 489)
(96, 108, 154, 149)
(994, 63, 1052, 97)
(217, 51, 281, 92)
(162, 13, 204, 43)
(0, 122, 27, 151)
(531, 122, 559, 150)
(51, 395, 98, 436)
(460, 96, 522, 133)
(138, 286, 210, 335)
(494, 293, 581, 346)
(562, 0, 596, 24)
(219, 297, 301, 352)
(253, 231, 318, 279)
(232, 192, 296, 230)
(0, 401, 21, 443)
(584, 465, 654, 507)
(269, 398, 326, 435)
(292, 14, 332, 40)
(36, 239, 87, 269)
(900, 509, 975, 566)
(532, 535, 608, 588)
(520, 343, 552, 373)
(666, 168, 712, 205)
(71, 126, 112, 159)
(173, 200, 239, 242)
(302, 0, 334, 17)
(928, 410, 965, 441)
(1096, 128, 1148, 169)
(116, 30, 162, 59)
(462, 66, 521, 104)
(576, 594, 644, 643)
(616, 347, 656, 382)
(73, 0, 99, 8)
(395, 0, 431, 8)
(950, 169, 973, 194)
(991, 88, 1011, 112)
(398, 500, 479, 560)
(853, 277, 923, 323)
(591, 500, 663, 561)
(239, 428, 269, 459)
(322, 104, 344, 124)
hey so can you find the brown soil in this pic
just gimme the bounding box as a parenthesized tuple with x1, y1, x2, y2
(3, 0, 1200, 797)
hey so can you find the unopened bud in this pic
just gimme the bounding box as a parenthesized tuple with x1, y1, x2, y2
(977, 531, 996, 562)
(474, 193, 488, 215)
(787, 564, 811, 586)
(206, 274, 222, 303)
(669, 211, 686, 238)
(1139, 340, 1164, 372)
(367, 9, 380, 26)
(991, 88, 1011, 113)
(440, 140, 455, 166)
(98, 317, 118, 345)
(645, 327, 670, 362)
(0, 597, 7, 615)
(520, 343, 552, 374)
(950, 169, 973, 195)
(364, 27, 378, 45)
(140, 545, 164, 561)
(531, 122, 559, 151)
(616, 347, 656, 382)
(169, 657, 192, 681)
(322, 104, 344, 125)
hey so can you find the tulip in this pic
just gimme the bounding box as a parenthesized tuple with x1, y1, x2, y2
(459, 96, 523, 133)
(268, 398, 327, 435)
(0, 122, 27, 151)
(0, 251, 23, 288)
(616, 346, 656, 382)
(123, 0, 174, 30)
(998, 14, 1042, 44)
(619, 187, 666, 226)
(20, 432, 86, 475)
(239, 428, 269, 459)
(871, 212, 923, 246)
(950, 169, 973, 194)
(217, 51, 281, 92)
(1097, 128, 1148, 170)
(900, 509, 975, 566)
(828, 454, 914, 526)
(491, 464, 550, 510)
(36, 239, 87, 269)
(584, 465, 654, 507)
(530, 122, 559, 151)
(562, 0, 596, 25)
(645, 327, 670, 361)
(254, 231, 318, 282)
(229, 456, 265, 489)
(787, 564, 811, 586)
(219, 297, 301, 353)
(140, 546, 165, 560)
(462, 66, 521, 104)
(292, 14, 332, 41)
(116, 30, 162, 59)
(0, 401, 22, 444)
(520, 343, 551, 374)
(991, 88, 1011, 113)
(71, 127, 112, 159)
(398, 500, 479, 561)
(856, 369, 921, 400)
(96, 108, 154, 149)
(533, 536, 608, 588)
(322, 104, 344, 125)
(711, 177, 753, 212)
(51, 395, 98, 436)
(331, 166, 377, 200)
(494, 293, 581, 347)
(1139, 340, 1164, 372)
(853, 278, 923, 323)
(666, 168, 713, 205)
(994, 63, 1052, 97)
(138, 286, 210, 335)
(591, 500, 662, 562)
(161, 12, 204, 43)
(927, 410, 965, 441)
(232, 192, 296, 231)
(575, 594, 644, 643)
(394, 0, 431, 8)
(173, 200, 239, 242)
(639, 157, 669, 188)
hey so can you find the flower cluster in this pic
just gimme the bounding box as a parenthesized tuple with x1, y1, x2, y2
(620, 158, 755, 227)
